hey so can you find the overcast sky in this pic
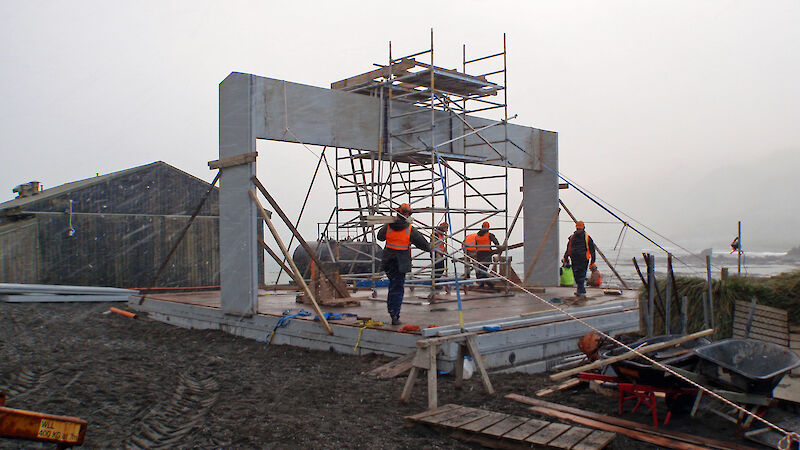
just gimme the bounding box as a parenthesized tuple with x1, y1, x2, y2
(2, 0, 798, 254)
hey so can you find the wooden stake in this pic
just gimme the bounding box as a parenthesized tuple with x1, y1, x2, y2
(258, 238, 293, 276)
(252, 176, 350, 299)
(249, 189, 333, 335)
(550, 329, 714, 380)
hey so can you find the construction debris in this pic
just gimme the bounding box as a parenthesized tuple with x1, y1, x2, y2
(506, 395, 755, 450)
(0, 283, 136, 303)
(405, 404, 616, 449)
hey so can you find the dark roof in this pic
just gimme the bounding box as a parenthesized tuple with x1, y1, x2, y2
(0, 161, 213, 211)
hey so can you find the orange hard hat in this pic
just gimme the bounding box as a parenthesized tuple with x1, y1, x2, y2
(576, 221, 585, 230)
(438, 222, 448, 230)
(482, 221, 490, 229)
(397, 203, 411, 215)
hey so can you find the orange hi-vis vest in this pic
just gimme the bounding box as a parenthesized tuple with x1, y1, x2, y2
(567, 232, 592, 261)
(435, 231, 446, 252)
(464, 233, 478, 251)
(475, 233, 492, 252)
(385, 225, 412, 251)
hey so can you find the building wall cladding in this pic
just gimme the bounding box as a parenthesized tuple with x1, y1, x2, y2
(0, 219, 38, 283)
(0, 162, 220, 288)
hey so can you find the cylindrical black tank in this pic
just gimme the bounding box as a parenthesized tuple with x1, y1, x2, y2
(292, 239, 383, 278)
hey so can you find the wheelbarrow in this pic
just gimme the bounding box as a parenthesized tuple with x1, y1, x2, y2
(693, 338, 800, 395)
(684, 338, 800, 431)
(600, 334, 711, 388)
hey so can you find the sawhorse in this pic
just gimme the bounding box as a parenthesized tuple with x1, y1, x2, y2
(399, 332, 495, 410)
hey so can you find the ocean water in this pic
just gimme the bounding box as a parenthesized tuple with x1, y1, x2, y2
(264, 245, 799, 287)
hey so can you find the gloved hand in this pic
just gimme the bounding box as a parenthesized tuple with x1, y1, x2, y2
(589, 263, 597, 270)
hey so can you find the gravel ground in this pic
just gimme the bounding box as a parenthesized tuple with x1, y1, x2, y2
(0, 301, 780, 449)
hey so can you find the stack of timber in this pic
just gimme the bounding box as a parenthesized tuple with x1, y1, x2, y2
(507, 395, 755, 450)
(733, 300, 789, 346)
(362, 352, 415, 379)
(405, 404, 616, 449)
(0, 283, 137, 303)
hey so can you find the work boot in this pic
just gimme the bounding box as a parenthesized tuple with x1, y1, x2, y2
(391, 315, 401, 326)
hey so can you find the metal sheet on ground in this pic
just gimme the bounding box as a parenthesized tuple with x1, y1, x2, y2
(3, 294, 133, 303)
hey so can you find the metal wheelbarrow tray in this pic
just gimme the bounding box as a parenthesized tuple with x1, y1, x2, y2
(693, 338, 800, 395)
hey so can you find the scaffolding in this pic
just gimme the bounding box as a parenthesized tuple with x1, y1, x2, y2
(323, 32, 512, 292)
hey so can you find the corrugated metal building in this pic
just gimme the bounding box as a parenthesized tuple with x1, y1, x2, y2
(0, 162, 222, 288)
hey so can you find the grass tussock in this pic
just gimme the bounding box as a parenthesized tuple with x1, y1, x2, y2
(638, 270, 800, 339)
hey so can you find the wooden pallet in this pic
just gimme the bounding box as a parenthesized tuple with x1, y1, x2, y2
(733, 300, 789, 346)
(406, 404, 615, 449)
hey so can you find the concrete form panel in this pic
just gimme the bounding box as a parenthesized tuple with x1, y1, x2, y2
(523, 129, 559, 286)
(219, 73, 259, 316)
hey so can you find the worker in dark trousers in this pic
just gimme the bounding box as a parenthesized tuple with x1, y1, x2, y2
(433, 222, 448, 288)
(475, 221, 500, 289)
(563, 221, 596, 297)
(377, 203, 431, 325)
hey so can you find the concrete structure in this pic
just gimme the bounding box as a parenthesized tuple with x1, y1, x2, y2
(217, 72, 557, 317)
(134, 64, 638, 374)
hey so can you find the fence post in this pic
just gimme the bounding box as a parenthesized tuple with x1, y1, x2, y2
(681, 296, 688, 334)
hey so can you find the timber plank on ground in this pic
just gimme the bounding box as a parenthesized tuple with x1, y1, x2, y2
(406, 404, 614, 449)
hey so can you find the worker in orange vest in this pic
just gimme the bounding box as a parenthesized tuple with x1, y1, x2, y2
(462, 232, 478, 278)
(377, 203, 431, 325)
(588, 263, 603, 287)
(563, 221, 596, 297)
(475, 222, 500, 288)
(433, 222, 448, 287)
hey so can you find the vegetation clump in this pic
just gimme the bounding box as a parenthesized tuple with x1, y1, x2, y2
(638, 270, 800, 339)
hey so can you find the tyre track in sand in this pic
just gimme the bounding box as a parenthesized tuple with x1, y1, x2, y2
(124, 371, 219, 449)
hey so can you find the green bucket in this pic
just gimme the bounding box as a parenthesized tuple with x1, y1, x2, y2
(560, 265, 574, 287)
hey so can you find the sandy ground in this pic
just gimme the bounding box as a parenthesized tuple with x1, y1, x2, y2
(0, 301, 786, 449)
